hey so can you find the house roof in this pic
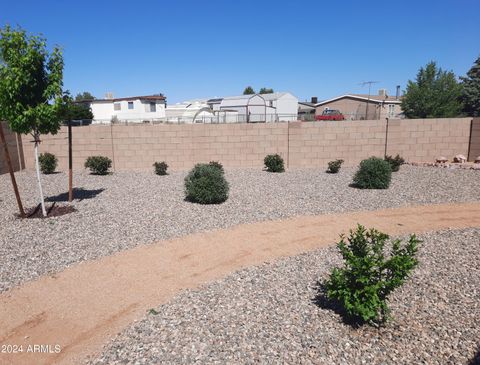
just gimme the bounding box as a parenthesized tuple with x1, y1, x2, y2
(91, 95, 166, 103)
(316, 94, 401, 106)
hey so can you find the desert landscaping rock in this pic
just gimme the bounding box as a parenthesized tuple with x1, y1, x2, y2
(90, 227, 480, 365)
(1, 166, 479, 293)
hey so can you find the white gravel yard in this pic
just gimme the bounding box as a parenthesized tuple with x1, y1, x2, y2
(0, 166, 479, 293)
(89, 228, 480, 365)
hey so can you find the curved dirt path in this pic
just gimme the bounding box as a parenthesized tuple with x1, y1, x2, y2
(1, 202, 480, 365)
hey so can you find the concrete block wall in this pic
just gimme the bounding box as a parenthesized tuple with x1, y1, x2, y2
(16, 117, 475, 173)
(0, 122, 25, 175)
(386, 118, 472, 161)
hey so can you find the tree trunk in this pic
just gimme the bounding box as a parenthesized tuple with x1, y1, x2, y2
(33, 135, 47, 217)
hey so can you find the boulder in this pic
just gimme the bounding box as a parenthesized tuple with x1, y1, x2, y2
(453, 154, 467, 163)
(436, 156, 448, 163)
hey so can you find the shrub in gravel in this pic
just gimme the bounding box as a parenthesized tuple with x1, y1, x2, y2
(353, 157, 392, 189)
(384, 154, 405, 172)
(327, 159, 344, 173)
(208, 161, 224, 173)
(84, 156, 112, 175)
(39, 152, 58, 174)
(153, 161, 168, 175)
(324, 225, 420, 325)
(264, 154, 285, 173)
(185, 163, 229, 204)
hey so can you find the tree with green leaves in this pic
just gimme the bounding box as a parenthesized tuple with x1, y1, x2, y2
(0, 25, 64, 216)
(259, 87, 274, 94)
(243, 86, 255, 95)
(75, 91, 95, 101)
(460, 56, 480, 117)
(61, 91, 94, 120)
(401, 61, 463, 118)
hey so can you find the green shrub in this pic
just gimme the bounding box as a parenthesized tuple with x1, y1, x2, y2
(353, 157, 392, 189)
(184, 163, 229, 204)
(264, 154, 285, 173)
(208, 161, 224, 173)
(324, 225, 420, 325)
(153, 161, 168, 175)
(84, 156, 112, 175)
(327, 159, 344, 173)
(38, 152, 57, 174)
(384, 154, 405, 172)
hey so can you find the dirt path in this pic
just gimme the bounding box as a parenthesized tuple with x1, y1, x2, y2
(1, 202, 480, 365)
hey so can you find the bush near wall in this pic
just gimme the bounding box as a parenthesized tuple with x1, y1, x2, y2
(184, 163, 229, 204)
(153, 161, 168, 175)
(85, 156, 112, 175)
(39, 152, 57, 174)
(264, 154, 285, 173)
(353, 157, 392, 189)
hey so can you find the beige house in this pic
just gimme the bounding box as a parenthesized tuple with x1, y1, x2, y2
(315, 91, 403, 120)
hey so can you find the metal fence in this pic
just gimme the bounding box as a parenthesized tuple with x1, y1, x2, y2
(77, 114, 300, 125)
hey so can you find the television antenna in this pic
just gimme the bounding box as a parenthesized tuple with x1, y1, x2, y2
(359, 81, 380, 119)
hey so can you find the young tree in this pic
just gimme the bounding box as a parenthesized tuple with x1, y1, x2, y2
(259, 87, 274, 94)
(401, 61, 463, 118)
(0, 25, 64, 216)
(460, 56, 480, 117)
(243, 86, 255, 95)
(75, 91, 95, 101)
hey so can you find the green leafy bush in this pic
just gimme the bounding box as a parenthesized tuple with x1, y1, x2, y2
(153, 161, 168, 175)
(264, 154, 285, 173)
(208, 161, 224, 173)
(84, 156, 112, 175)
(353, 157, 392, 189)
(185, 163, 229, 204)
(324, 225, 420, 325)
(327, 159, 344, 173)
(38, 152, 57, 174)
(384, 154, 405, 172)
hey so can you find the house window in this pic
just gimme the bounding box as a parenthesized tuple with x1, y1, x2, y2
(150, 102, 156, 112)
(128, 101, 134, 110)
(388, 104, 395, 117)
(269, 101, 273, 107)
(114, 102, 121, 111)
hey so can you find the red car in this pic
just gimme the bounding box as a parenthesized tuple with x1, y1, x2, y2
(315, 109, 345, 121)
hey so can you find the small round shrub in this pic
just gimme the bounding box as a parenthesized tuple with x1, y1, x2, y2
(353, 157, 392, 189)
(208, 161, 224, 173)
(39, 152, 58, 174)
(153, 161, 168, 175)
(185, 163, 229, 204)
(327, 159, 344, 173)
(84, 156, 112, 175)
(384, 154, 405, 172)
(264, 154, 285, 173)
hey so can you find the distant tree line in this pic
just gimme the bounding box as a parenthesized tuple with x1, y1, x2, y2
(243, 86, 274, 95)
(402, 56, 480, 118)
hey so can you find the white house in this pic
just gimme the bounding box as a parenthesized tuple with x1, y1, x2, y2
(87, 95, 166, 124)
(207, 92, 298, 123)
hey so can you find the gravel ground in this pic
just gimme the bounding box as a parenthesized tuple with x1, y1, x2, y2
(90, 227, 480, 365)
(1, 166, 479, 292)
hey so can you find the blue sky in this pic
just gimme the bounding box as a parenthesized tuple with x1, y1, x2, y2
(1, 0, 479, 103)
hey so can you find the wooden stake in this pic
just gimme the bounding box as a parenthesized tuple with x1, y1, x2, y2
(0, 122, 25, 217)
(68, 120, 73, 202)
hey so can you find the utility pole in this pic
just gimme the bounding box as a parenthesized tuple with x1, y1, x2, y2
(359, 81, 379, 120)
